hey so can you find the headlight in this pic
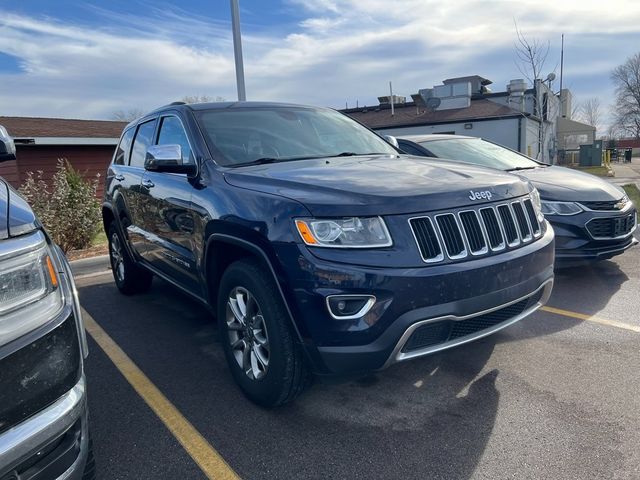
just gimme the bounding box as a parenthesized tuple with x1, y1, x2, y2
(295, 216, 392, 248)
(540, 200, 582, 216)
(0, 240, 63, 346)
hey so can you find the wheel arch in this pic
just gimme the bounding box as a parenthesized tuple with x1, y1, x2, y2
(204, 233, 307, 343)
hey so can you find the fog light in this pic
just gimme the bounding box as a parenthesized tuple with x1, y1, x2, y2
(326, 295, 376, 320)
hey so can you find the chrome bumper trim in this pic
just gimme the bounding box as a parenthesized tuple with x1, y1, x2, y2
(0, 376, 86, 474)
(383, 279, 554, 368)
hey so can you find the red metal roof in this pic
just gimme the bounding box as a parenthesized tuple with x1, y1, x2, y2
(617, 138, 640, 148)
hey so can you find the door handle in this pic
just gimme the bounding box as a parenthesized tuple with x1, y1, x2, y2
(114, 174, 125, 181)
(142, 179, 155, 189)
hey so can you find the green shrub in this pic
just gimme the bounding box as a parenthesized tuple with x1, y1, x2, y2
(19, 159, 101, 253)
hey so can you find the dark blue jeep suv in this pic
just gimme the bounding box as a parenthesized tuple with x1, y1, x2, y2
(102, 102, 555, 406)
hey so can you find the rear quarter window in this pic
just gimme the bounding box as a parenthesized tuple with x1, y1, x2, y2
(113, 128, 135, 165)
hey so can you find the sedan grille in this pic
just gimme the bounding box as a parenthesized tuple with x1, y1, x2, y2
(586, 213, 636, 239)
(580, 200, 620, 211)
(410, 196, 541, 263)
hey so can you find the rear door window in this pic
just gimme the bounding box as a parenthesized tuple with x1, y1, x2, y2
(129, 119, 157, 168)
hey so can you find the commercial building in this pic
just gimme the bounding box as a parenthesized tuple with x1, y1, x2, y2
(344, 75, 595, 164)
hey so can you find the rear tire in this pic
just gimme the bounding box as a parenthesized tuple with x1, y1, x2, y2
(108, 222, 152, 295)
(218, 258, 311, 407)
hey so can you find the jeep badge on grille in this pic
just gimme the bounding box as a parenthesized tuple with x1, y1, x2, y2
(469, 190, 493, 201)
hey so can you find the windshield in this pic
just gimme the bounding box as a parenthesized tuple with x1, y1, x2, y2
(195, 106, 398, 167)
(419, 137, 540, 170)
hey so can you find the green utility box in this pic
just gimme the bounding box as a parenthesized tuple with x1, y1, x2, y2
(579, 140, 603, 166)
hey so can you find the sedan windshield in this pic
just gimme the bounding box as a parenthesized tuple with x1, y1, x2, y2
(195, 106, 398, 167)
(419, 137, 541, 170)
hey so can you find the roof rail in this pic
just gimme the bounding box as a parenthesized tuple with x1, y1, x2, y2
(169, 101, 187, 106)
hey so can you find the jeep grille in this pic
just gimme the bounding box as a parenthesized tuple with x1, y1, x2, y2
(410, 197, 541, 263)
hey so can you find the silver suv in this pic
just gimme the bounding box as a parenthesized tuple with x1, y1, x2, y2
(0, 127, 94, 479)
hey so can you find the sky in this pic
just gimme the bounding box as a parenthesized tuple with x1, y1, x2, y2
(1, 0, 639, 129)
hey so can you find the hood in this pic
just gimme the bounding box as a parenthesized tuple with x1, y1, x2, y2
(520, 166, 624, 202)
(223, 155, 531, 216)
(0, 177, 39, 240)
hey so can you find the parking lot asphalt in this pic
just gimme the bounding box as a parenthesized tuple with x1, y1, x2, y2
(78, 239, 640, 480)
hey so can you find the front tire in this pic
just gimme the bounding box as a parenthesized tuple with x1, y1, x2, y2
(218, 259, 310, 407)
(108, 222, 152, 295)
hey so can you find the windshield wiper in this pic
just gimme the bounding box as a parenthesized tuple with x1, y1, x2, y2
(328, 152, 391, 157)
(230, 152, 390, 167)
(230, 157, 299, 168)
(505, 166, 539, 172)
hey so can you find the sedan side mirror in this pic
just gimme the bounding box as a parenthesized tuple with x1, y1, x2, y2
(145, 144, 196, 175)
(0, 125, 17, 162)
(384, 135, 399, 148)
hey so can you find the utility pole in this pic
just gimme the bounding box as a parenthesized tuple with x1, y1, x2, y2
(230, 0, 246, 101)
(389, 81, 394, 116)
(560, 33, 564, 116)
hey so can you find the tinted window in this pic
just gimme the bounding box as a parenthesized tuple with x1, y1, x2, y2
(157, 116, 193, 163)
(130, 120, 157, 168)
(113, 128, 134, 165)
(195, 107, 397, 167)
(419, 138, 540, 170)
(399, 141, 427, 156)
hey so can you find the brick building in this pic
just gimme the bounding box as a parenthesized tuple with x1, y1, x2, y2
(0, 116, 127, 198)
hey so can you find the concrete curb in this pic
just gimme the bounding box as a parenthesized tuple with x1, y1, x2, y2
(70, 254, 111, 278)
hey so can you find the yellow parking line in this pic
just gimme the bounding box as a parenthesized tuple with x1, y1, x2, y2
(83, 312, 240, 480)
(541, 306, 640, 333)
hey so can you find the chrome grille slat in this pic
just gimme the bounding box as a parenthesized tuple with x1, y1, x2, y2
(523, 199, 541, 237)
(459, 210, 488, 254)
(410, 195, 542, 263)
(479, 207, 506, 251)
(435, 214, 467, 258)
(497, 204, 520, 246)
(409, 217, 443, 262)
(511, 201, 532, 241)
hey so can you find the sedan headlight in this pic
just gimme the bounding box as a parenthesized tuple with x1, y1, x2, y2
(295, 216, 392, 248)
(0, 240, 63, 346)
(540, 200, 583, 216)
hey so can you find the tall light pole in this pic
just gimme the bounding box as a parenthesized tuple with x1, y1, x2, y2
(230, 0, 246, 101)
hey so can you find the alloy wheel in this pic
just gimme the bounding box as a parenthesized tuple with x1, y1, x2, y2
(110, 233, 125, 283)
(226, 286, 270, 380)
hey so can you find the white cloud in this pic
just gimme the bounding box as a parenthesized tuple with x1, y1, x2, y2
(0, 1, 639, 120)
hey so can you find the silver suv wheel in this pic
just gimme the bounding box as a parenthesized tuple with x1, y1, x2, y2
(226, 286, 270, 380)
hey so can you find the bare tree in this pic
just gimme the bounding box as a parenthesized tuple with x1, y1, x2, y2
(611, 52, 640, 139)
(513, 21, 557, 161)
(576, 97, 602, 134)
(571, 100, 581, 120)
(514, 21, 550, 85)
(111, 108, 145, 122)
(181, 95, 226, 104)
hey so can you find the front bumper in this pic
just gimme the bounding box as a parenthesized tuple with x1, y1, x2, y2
(551, 207, 637, 264)
(0, 377, 89, 480)
(277, 224, 555, 375)
(0, 235, 90, 479)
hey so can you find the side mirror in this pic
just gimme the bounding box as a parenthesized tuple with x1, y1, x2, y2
(145, 144, 196, 175)
(384, 135, 399, 148)
(0, 125, 17, 162)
